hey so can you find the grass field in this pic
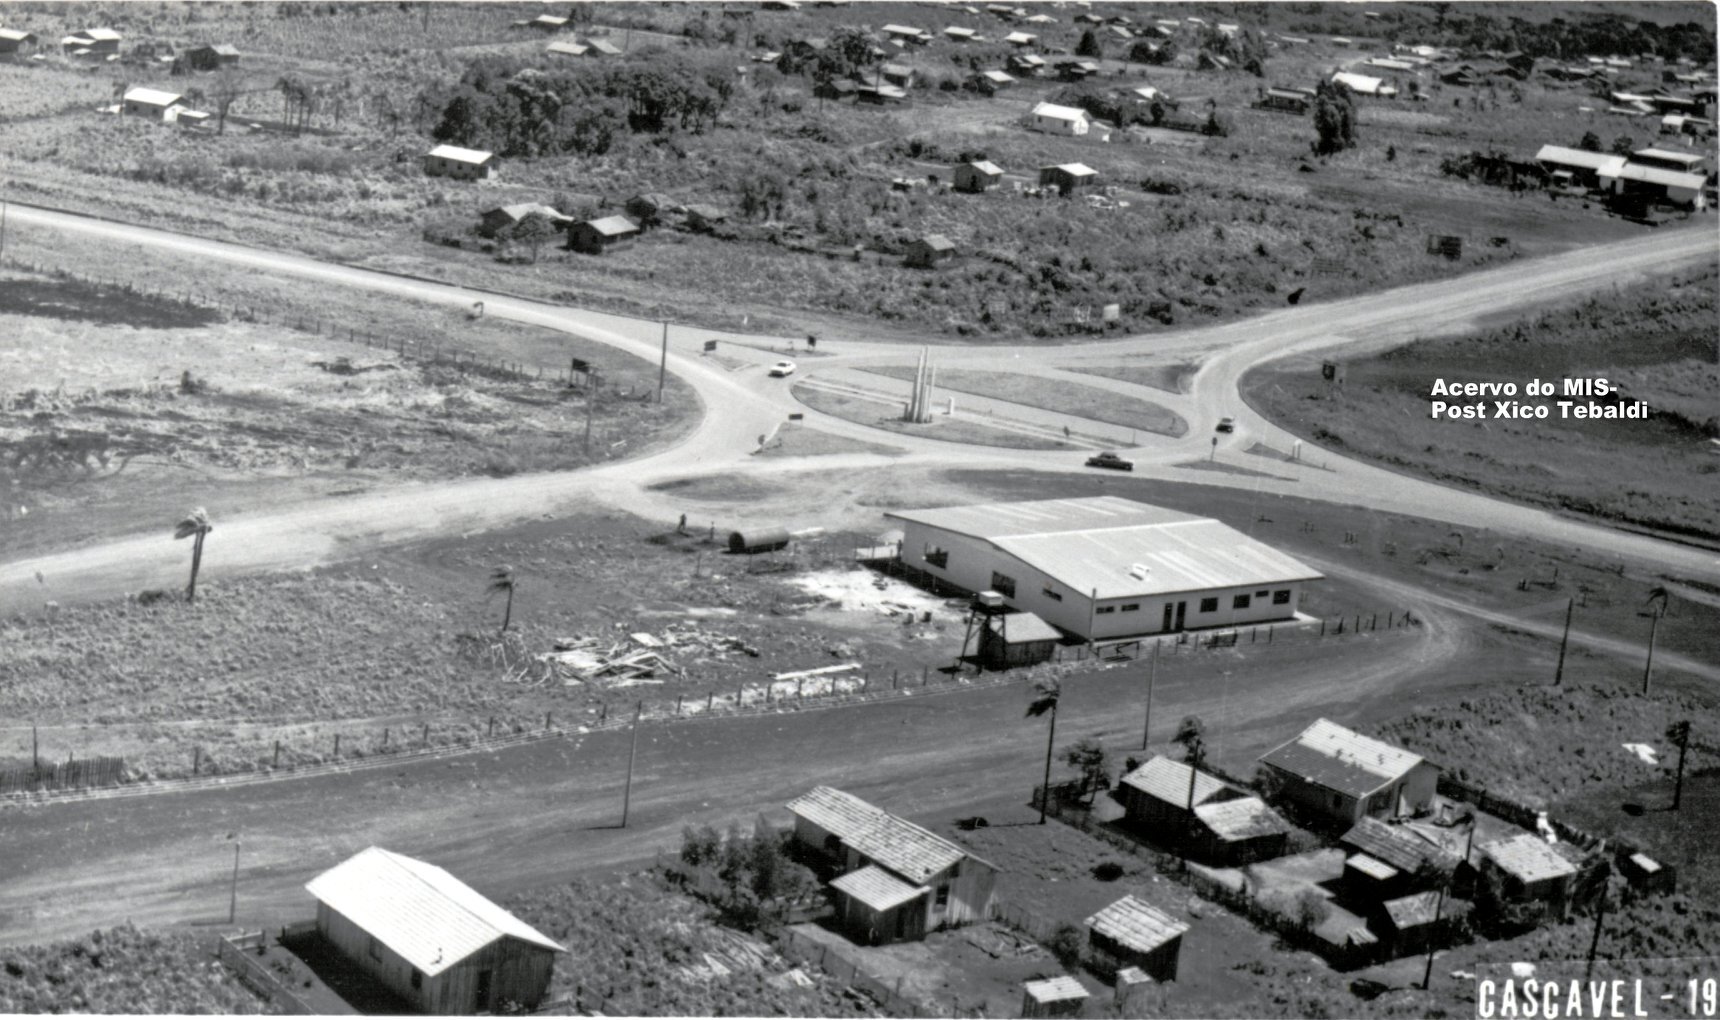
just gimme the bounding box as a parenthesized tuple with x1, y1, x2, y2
(0, 924, 269, 1014)
(1242, 266, 1720, 541)
(1065, 362, 1198, 394)
(859, 366, 1188, 437)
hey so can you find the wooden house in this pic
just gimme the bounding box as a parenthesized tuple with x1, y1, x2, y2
(0, 29, 40, 56)
(788, 786, 998, 945)
(624, 193, 678, 228)
(71, 28, 120, 54)
(1257, 87, 1312, 114)
(978, 611, 1060, 668)
(1038, 163, 1100, 196)
(904, 234, 956, 269)
(569, 215, 641, 254)
(1021, 976, 1089, 1018)
(186, 43, 239, 71)
(953, 160, 1006, 193)
(479, 203, 571, 238)
(1029, 102, 1091, 136)
(1256, 718, 1438, 829)
(1479, 833, 1580, 923)
(1117, 756, 1290, 863)
(423, 145, 498, 181)
(970, 70, 1016, 94)
(1338, 816, 1461, 903)
(1008, 53, 1046, 77)
(1084, 896, 1187, 981)
(305, 847, 563, 1015)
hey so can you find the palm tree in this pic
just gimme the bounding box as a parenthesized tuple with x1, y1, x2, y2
(1666, 720, 1691, 811)
(1026, 677, 1061, 824)
(172, 508, 213, 603)
(1642, 586, 1669, 695)
(488, 566, 517, 633)
(1174, 715, 1207, 810)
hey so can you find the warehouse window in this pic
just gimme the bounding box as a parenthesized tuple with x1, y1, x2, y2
(1256, 590, 1269, 598)
(990, 572, 1016, 598)
(1199, 597, 1218, 613)
(1043, 585, 1063, 602)
(1273, 590, 1291, 605)
(1121, 603, 1140, 612)
(1233, 594, 1251, 610)
(925, 546, 949, 569)
(1096, 606, 1116, 615)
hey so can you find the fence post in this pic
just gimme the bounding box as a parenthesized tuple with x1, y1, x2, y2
(333, 734, 340, 758)
(1320, 619, 1327, 637)
(383, 727, 390, 748)
(546, 711, 553, 732)
(272, 741, 280, 768)
(707, 692, 714, 712)
(923, 667, 929, 686)
(676, 695, 683, 716)
(488, 715, 496, 737)
(600, 703, 607, 726)
(422, 722, 430, 747)
(193, 746, 201, 775)
(737, 681, 744, 707)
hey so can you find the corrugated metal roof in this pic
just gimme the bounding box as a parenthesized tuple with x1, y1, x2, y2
(1085, 895, 1188, 955)
(1534, 145, 1627, 174)
(1120, 756, 1231, 808)
(1604, 163, 1707, 188)
(1005, 31, 1039, 45)
(1032, 101, 1088, 122)
(1340, 817, 1457, 874)
(1346, 852, 1399, 881)
(589, 40, 623, 55)
(1195, 797, 1290, 842)
(585, 215, 640, 236)
(427, 144, 494, 164)
(968, 159, 1006, 173)
(980, 72, 1015, 85)
(84, 28, 121, 41)
(1482, 834, 1578, 885)
(788, 786, 966, 883)
(830, 864, 928, 912)
(1024, 976, 1089, 1003)
(547, 41, 589, 55)
(124, 87, 183, 107)
(986, 611, 1062, 644)
(887, 497, 1196, 538)
(305, 847, 563, 976)
(1382, 891, 1443, 930)
(1259, 719, 1424, 798)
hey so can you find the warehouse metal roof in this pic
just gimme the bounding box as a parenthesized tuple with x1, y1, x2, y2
(1085, 895, 1188, 955)
(306, 847, 563, 976)
(1259, 719, 1425, 798)
(886, 498, 1321, 599)
(1120, 756, 1232, 809)
(788, 786, 967, 884)
(1482, 834, 1579, 885)
(1195, 797, 1291, 842)
(830, 864, 928, 912)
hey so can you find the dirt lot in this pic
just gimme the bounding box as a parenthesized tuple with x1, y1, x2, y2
(857, 366, 1188, 437)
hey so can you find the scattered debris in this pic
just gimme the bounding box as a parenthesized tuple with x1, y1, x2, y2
(1622, 742, 1660, 765)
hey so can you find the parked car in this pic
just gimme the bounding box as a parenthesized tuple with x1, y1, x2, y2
(769, 360, 796, 377)
(1216, 417, 1236, 433)
(1085, 451, 1134, 471)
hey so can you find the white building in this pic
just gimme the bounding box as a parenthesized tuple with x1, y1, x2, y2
(121, 87, 185, 120)
(883, 497, 1322, 640)
(1257, 718, 1439, 826)
(1332, 71, 1397, 97)
(1029, 101, 1091, 135)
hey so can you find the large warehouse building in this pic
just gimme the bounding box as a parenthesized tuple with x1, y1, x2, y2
(884, 497, 1321, 641)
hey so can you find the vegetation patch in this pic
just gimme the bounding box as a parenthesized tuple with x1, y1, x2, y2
(0, 924, 269, 1014)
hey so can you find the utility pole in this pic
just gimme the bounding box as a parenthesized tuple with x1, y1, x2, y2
(1420, 881, 1447, 990)
(657, 320, 668, 403)
(227, 839, 241, 924)
(1141, 641, 1158, 751)
(1553, 597, 1573, 685)
(1038, 703, 1057, 825)
(1584, 887, 1608, 983)
(583, 368, 597, 453)
(621, 701, 642, 827)
(1642, 605, 1663, 696)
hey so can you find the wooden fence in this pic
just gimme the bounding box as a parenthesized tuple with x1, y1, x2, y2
(214, 931, 316, 1015)
(0, 755, 125, 795)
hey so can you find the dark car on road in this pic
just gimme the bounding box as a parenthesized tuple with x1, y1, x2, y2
(1085, 451, 1134, 471)
(1216, 417, 1236, 433)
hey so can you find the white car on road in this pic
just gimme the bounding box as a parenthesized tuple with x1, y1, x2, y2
(769, 360, 797, 377)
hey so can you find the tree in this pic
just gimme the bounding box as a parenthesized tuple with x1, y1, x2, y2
(1312, 79, 1357, 156)
(488, 566, 517, 633)
(1062, 738, 1111, 805)
(1642, 585, 1669, 695)
(508, 211, 557, 263)
(1027, 677, 1061, 823)
(1045, 922, 1084, 967)
(1577, 130, 1602, 152)
(172, 508, 214, 603)
(1076, 29, 1103, 59)
(1174, 715, 1207, 810)
(1610, 134, 1636, 156)
(1666, 720, 1691, 811)
(209, 65, 249, 136)
(680, 823, 721, 867)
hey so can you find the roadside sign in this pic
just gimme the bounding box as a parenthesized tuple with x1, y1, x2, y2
(703, 339, 718, 352)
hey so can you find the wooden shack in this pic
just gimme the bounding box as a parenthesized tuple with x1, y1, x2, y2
(1085, 895, 1187, 981)
(304, 847, 563, 1015)
(978, 611, 1061, 668)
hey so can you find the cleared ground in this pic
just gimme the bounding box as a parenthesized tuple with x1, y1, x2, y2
(858, 366, 1188, 437)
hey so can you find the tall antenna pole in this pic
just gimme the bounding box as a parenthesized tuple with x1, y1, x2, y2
(621, 701, 643, 827)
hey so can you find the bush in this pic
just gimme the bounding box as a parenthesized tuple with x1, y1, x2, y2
(1045, 922, 1086, 967)
(1092, 859, 1126, 882)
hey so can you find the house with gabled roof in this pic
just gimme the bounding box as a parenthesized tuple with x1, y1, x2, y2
(1029, 101, 1090, 135)
(122, 87, 185, 120)
(569, 215, 641, 254)
(1117, 756, 1290, 863)
(305, 847, 564, 1014)
(788, 786, 998, 944)
(424, 144, 498, 181)
(954, 159, 1006, 193)
(1085, 895, 1188, 981)
(1479, 833, 1581, 922)
(1258, 718, 1438, 827)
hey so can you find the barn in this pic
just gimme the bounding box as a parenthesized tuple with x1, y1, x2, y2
(883, 497, 1321, 641)
(1257, 718, 1438, 828)
(423, 144, 498, 180)
(304, 847, 563, 1015)
(1084, 896, 1187, 981)
(954, 160, 1006, 192)
(788, 786, 998, 945)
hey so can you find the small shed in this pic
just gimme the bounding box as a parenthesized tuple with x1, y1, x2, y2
(1339, 816, 1459, 901)
(528, 14, 569, 31)
(1620, 852, 1675, 897)
(1192, 796, 1292, 865)
(1480, 834, 1579, 921)
(1114, 967, 1156, 1015)
(569, 215, 641, 255)
(1039, 163, 1100, 195)
(978, 611, 1061, 668)
(728, 527, 790, 554)
(954, 160, 1006, 193)
(1022, 976, 1088, 1019)
(424, 145, 497, 181)
(186, 43, 239, 70)
(944, 26, 979, 42)
(1085, 895, 1188, 981)
(305, 847, 563, 1015)
(1377, 890, 1469, 956)
(830, 865, 929, 945)
(880, 63, 915, 88)
(904, 234, 957, 269)
(121, 87, 184, 120)
(971, 70, 1016, 94)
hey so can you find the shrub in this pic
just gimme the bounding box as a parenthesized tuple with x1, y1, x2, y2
(1045, 922, 1086, 967)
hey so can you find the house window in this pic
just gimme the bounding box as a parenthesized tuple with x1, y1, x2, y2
(1233, 594, 1251, 610)
(925, 546, 949, 569)
(990, 572, 1016, 598)
(1199, 597, 1219, 613)
(1256, 590, 1269, 598)
(411, 969, 423, 991)
(1043, 585, 1063, 602)
(1096, 606, 1116, 615)
(1273, 590, 1291, 605)
(935, 885, 950, 908)
(1121, 604, 1140, 612)
(367, 935, 382, 961)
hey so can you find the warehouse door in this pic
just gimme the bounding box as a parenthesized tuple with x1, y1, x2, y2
(1174, 601, 1187, 631)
